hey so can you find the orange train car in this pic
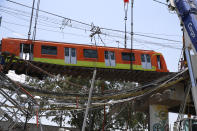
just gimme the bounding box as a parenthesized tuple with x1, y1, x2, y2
(1, 38, 169, 72)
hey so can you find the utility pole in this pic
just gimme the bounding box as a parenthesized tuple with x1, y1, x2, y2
(28, 0, 36, 40)
(124, 0, 129, 48)
(81, 69, 97, 131)
(131, 0, 134, 51)
(130, 0, 134, 70)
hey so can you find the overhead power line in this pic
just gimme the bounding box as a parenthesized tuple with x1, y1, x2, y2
(153, 0, 168, 6)
(135, 31, 181, 37)
(133, 38, 182, 50)
(2, 17, 182, 50)
(134, 33, 181, 43)
(2, 21, 182, 50)
(6, 0, 91, 26)
(2, 21, 89, 39)
(5, 0, 182, 43)
(0, 8, 88, 33)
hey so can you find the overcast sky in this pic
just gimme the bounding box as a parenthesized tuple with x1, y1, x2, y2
(0, 0, 182, 72)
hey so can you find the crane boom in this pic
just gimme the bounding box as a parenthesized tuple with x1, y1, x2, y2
(174, 0, 197, 52)
(169, 0, 197, 130)
(170, 0, 197, 112)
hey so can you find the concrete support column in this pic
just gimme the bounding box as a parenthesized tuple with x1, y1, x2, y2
(149, 105, 169, 131)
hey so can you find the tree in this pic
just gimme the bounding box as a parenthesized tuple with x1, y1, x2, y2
(25, 74, 148, 130)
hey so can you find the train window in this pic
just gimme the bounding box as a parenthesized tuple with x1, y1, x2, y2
(122, 52, 135, 61)
(157, 55, 162, 69)
(20, 43, 34, 53)
(84, 49, 98, 58)
(146, 54, 151, 62)
(157, 55, 160, 62)
(104, 51, 109, 59)
(71, 48, 76, 57)
(141, 55, 145, 62)
(41, 45, 57, 55)
(111, 52, 115, 60)
(65, 48, 69, 56)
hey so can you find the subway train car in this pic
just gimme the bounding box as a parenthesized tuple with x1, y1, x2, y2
(1, 38, 169, 72)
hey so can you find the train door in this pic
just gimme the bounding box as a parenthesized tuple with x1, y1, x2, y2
(104, 51, 116, 67)
(157, 55, 162, 70)
(64, 48, 77, 64)
(20, 43, 34, 60)
(141, 54, 152, 69)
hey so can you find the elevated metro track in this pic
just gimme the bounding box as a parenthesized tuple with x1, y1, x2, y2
(2, 52, 172, 83)
(0, 52, 194, 118)
(0, 66, 190, 114)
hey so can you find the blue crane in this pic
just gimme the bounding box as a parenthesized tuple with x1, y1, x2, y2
(174, 0, 197, 52)
(169, 0, 197, 130)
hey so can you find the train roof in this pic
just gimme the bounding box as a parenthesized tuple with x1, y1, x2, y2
(3, 37, 158, 53)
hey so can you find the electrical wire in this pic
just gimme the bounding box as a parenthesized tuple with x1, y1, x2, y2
(1, 2, 183, 52)
(0, 1, 187, 127)
(2, 18, 182, 50)
(4, 1, 182, 43)
(0, 7, 92, 34)
(6, 0, 91, 26)
(134, 33, 181, 43)
(3, 70, 186, 111)
(3, 16, 181, 48)
(1, 13, 181, 49)
(2, 21, 90, 39)
(153, 0, 168, 6)
(135, 31, 181, 37)
(133, 38, 182, 50)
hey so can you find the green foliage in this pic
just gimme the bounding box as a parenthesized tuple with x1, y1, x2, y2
(25, 75, 148, 130)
